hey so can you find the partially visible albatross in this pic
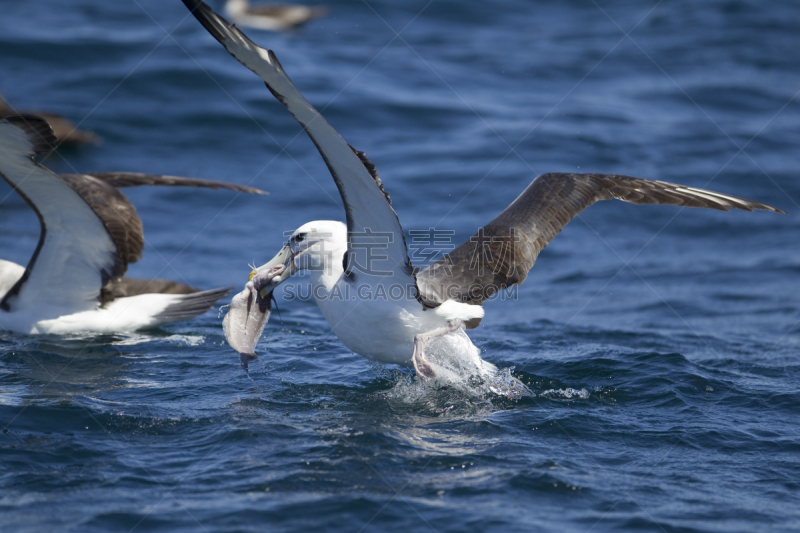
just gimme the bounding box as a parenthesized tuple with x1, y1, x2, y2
(0, 114, 266, 334)
(224, 0, 327, 31)
(181, 0, 785, 377)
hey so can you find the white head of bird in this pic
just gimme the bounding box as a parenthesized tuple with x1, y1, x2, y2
(250, 220, 348, 297)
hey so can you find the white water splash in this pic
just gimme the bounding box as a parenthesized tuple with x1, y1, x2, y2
(380, 329, 533, 403)
(539, 388, 590, 400)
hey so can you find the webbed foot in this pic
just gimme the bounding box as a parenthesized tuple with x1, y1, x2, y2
(411, 319, 464, 379)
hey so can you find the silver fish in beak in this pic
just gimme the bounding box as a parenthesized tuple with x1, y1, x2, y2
(221, 244, 297, 369)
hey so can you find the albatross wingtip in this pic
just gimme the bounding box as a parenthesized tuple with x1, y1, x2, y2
(182, 0, 232, 43)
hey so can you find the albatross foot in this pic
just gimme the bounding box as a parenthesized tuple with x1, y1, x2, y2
(411, 319, 464, 380)
(412, 343, 436, 379)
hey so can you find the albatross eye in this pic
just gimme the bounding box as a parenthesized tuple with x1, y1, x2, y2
(295, 233, 306, 243)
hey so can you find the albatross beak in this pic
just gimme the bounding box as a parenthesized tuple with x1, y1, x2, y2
(249, 243, 297, 298)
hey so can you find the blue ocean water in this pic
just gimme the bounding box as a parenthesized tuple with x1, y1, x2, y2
(1, 0, 799, 531)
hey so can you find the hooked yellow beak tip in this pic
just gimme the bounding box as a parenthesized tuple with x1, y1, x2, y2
(248, 269, 258, 281)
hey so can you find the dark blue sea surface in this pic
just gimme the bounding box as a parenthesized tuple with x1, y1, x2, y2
(1, 0, 799, 531)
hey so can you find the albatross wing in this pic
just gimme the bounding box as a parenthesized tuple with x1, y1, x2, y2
(415, 172, 785, 307)
(66, 171, 267, 195)
(182, 0, 414, 282)
(0, 116, 120, 318)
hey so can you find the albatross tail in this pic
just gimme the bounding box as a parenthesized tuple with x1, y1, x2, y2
(153, 286, 233, 322)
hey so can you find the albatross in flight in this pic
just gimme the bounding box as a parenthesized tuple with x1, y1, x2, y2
(0, 114, 267, 334)
(181, 0, 784, 377)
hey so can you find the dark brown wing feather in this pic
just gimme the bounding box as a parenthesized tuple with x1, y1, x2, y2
(64, 172, 268, 195)
(0, 109, 100, 147)
(415, 173, 784, 307)
(1, 114, 57, 155)
(58, 174, 144, 279)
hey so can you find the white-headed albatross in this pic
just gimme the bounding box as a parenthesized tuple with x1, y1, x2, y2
(181, 0, 785, 377)
(0, 114, 267, 334)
